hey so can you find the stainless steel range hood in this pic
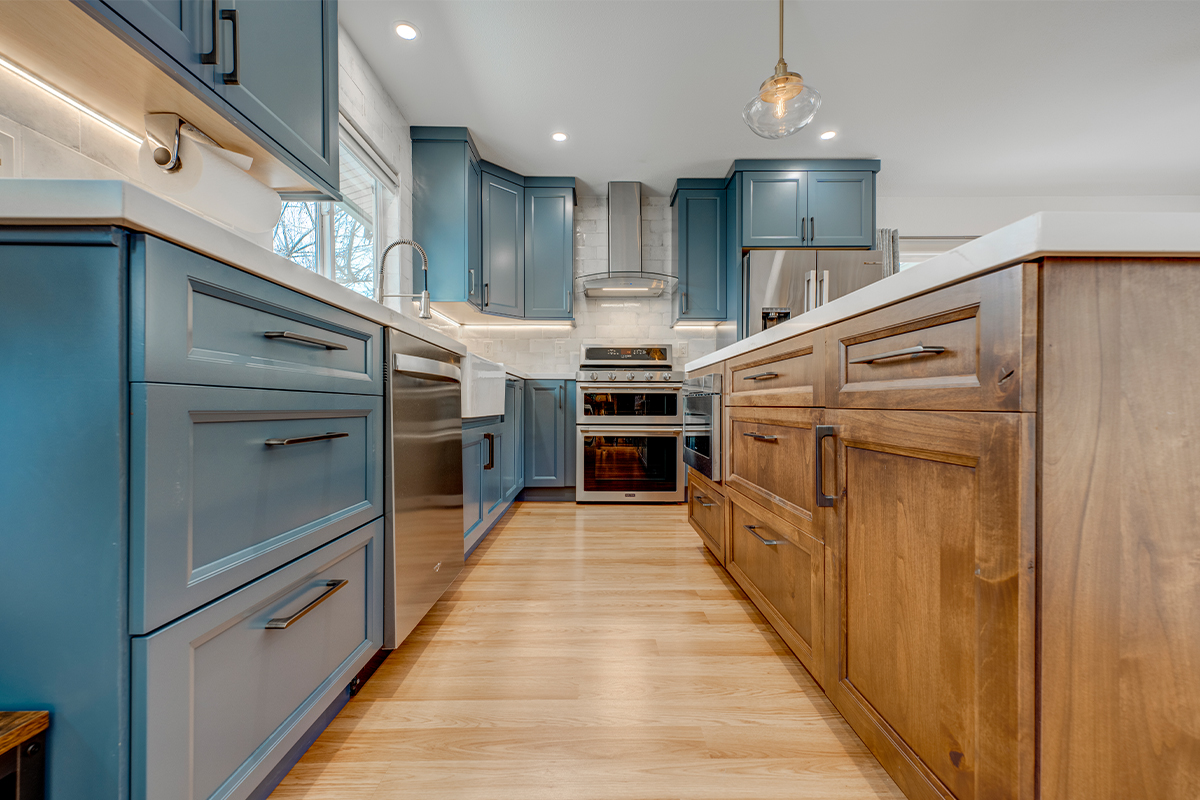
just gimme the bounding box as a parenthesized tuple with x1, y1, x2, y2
(579, 181, 676, 297)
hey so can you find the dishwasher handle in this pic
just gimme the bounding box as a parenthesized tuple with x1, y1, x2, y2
(392, 353, 462, 383)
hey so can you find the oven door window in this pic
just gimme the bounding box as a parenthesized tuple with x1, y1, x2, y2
(582, 433, 679, 493)
(581, 390, 678, 419)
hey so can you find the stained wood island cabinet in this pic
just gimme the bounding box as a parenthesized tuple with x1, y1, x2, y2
(686, 231, 1200, 800)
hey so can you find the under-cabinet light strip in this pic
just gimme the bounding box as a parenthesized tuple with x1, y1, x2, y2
(423, 304, 572, 329)
(0, 55, 143, 144)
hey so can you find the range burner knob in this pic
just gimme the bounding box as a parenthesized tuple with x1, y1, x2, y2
(608, 372, 616, 380)
(627, 372, 635, 381)
(645, 372, 655, 380)
(590, 372, 598, 380)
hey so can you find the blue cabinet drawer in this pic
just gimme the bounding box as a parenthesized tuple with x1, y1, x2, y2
(131, 235, 383, 395)
(132, 520, 382, 800)
(130, 383, 384, 634)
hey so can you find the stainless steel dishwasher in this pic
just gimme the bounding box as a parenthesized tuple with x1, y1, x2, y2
(384, 328, 464, 648)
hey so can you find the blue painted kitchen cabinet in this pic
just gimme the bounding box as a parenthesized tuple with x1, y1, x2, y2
(481, 167, 525, 317)
(524, 380, 577, 487)
(462, 377, 525, 555)
(524, 187, 575, 319)
(77, 0, 340, 197)
(0, 226, 385, 800)
(411, 128, 575, 320)
(671, 181, 727, 320)
(734, 161, 880, 248)
(411, 127, 482, 306)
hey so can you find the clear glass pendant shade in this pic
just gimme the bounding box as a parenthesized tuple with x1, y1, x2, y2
(743, 72, 822, 139)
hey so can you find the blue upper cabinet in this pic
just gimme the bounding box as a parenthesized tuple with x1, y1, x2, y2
(481, 168, 525, 317)
(742, 171, 808, 247)
(732, 160, 881, 249)
(76, 0, 339, 196)
(411, 129, 575, 320)
(524, 187, 574, 319)
(808, 171, 875, 247)
(215, 0, 338, 193)
(411, 129, 482, 305)
(672, 184, 727, 320)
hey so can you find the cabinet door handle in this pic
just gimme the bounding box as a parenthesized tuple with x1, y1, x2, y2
(743, 524, 782, 546)
(264, 331, 348, 350)
(801, 216, 806, 243)
(266, 580, 347, 629)
(815, 425, 836, 508)
(558, 386, 563, 409)
(809, 216, 815, 241)
(483, 432, 495, 470)
(264, 431, 349, 446)
(682, 291, 688, 315)
(742, 431, 778, 442)
(219, 8, 240, 84)
(201, 0, 220, 64)
(469, 269, 475, 297)
(848, 345, 946, 365)
(693, 493, 715, 507)
(484, 282, 489, 307)
(741, 371, 779, 381)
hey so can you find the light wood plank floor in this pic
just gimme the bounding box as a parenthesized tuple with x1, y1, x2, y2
(271, 502, 904, 800)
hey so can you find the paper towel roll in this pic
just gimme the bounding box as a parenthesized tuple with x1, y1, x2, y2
(137, 137, 282, 234)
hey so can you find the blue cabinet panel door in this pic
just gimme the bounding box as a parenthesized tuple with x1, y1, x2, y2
(481, 173, 525, 317)
(741, 171, 808, 247)
(524, 380, 566, 487)
(524, 187, 574, 318)
(807, 171, 875, 247)
(676, 190, 726, 320)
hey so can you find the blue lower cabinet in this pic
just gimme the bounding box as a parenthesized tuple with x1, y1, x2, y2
(524, 380, 575, 487)
(502, 379, 524, 499)
(129, 384, 384, 634)
(462, 436, 484, 538)
(133, 520, 383, 800)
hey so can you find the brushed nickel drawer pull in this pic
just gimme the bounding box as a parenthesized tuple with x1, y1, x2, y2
(266, 579, 347, 629)
(743, 524, 781, 546)
(849, 345, 946, 364)
(742, 371, 779, 381)
(264, 331, 349, 351)
(693, 493, 715, 508)
(264, 432, 349, 446)
(742, 431, 778, 442)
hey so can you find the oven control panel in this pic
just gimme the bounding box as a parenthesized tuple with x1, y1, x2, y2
(577, 370, 682, 383)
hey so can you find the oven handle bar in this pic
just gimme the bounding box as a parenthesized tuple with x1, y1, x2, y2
(578, 426, 683, 436)
(576, 383, 682, 392)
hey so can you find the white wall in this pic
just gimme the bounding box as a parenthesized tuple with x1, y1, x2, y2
(422, 194, 728, 373)
(879, 195, 1200, 237)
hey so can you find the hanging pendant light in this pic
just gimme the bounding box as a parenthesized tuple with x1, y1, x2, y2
(743, 0, 821, 139)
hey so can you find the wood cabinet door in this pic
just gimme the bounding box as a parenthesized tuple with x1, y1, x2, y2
(823, 409, 1035, 800)
(725, 405, 822, 541)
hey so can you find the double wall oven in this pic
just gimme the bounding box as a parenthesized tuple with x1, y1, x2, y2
(575, 345, 686, 503)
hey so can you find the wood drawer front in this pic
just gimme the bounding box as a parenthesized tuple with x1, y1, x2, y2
(130, 383, 384, 634)
(687, 469, 726, 562)
(726, 406, 821, 541)
(727, 489, 824, 685)
(826, 265, 1034, 411)
(132, 235, 383, 395)
(133, 521, 383, 800)
(824, 409, 1033, 800)
(727, 331, 823, 407)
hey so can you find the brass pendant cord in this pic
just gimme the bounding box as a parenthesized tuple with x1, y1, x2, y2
(779, 0, 784, 64)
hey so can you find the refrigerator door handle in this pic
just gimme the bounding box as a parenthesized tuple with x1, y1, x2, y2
(804, 270, 817, 313)
(821, 270, 830, 306)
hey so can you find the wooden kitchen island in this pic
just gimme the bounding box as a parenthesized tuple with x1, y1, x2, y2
(683, 211, 1200, 800)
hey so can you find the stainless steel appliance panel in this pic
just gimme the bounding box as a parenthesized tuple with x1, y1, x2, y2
(812, 250, 886, 309)
(683, 372, 722, 480)
(576, 425, 686, 503)
(745, 250, 884, 337)
(384, 329, 464, 649)
(576, 383, 683, 426)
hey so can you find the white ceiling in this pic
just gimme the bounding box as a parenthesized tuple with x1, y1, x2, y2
(339, 1, 1200, 198)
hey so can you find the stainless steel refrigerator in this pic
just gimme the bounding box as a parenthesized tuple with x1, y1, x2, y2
(384, 328, 465, 648)
(743, 250, 886, 337)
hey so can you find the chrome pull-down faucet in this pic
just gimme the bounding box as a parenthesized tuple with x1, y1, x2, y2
(376, 239, 432, 319)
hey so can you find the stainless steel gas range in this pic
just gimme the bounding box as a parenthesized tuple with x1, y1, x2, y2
(575, 345, 686, 503)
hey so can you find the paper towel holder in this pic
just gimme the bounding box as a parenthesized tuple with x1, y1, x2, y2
(144, 113, 219, 173)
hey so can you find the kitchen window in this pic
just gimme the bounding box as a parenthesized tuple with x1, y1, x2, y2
(273, 136, 395, 298)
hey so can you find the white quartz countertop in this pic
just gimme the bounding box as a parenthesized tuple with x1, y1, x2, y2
(0, 179, 467, 356)
(685, 211, 1200, 372)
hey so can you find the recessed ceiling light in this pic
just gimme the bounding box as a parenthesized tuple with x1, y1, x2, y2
(551, 132, 568, 142)
(394, 22, 419, 40)
(820, 130, 837, 140)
